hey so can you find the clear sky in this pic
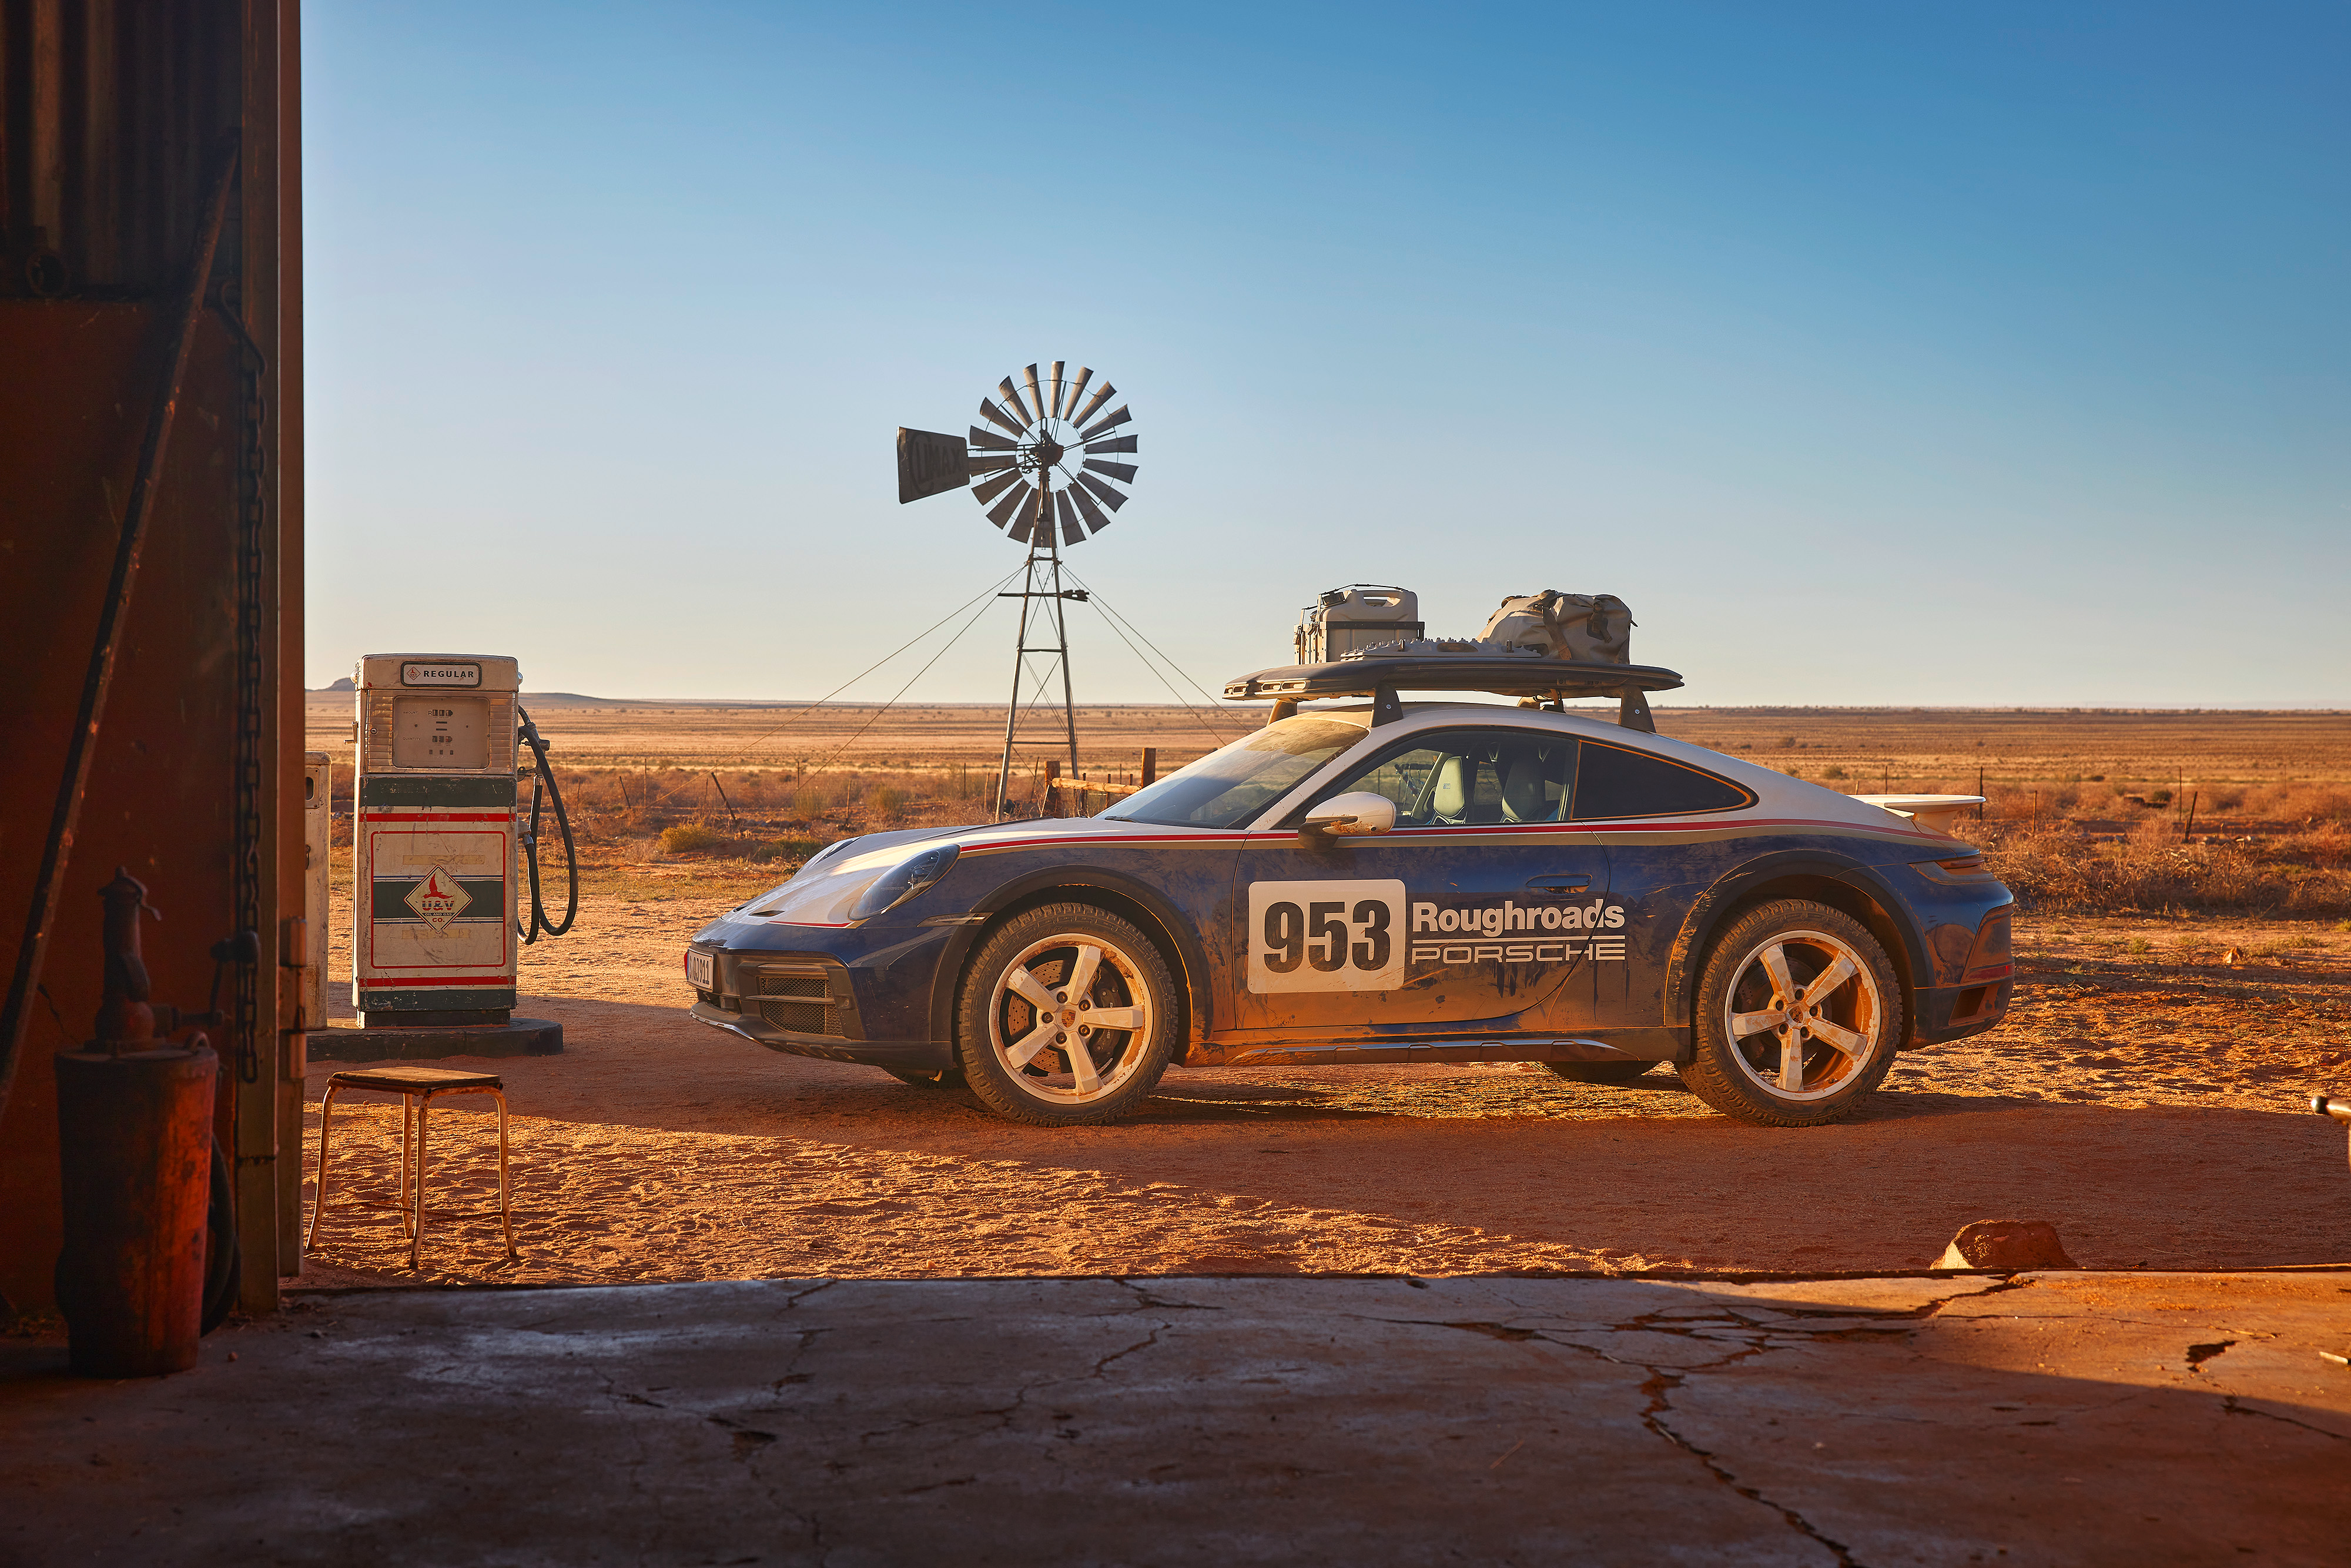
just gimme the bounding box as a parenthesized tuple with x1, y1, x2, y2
(305, 2, 2349, 708)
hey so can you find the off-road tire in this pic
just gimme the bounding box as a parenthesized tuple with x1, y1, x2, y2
(954, 902, 1180, 1126)
(1541, 1060, 1659, 1086)
(1681, 899, 1902, 1128)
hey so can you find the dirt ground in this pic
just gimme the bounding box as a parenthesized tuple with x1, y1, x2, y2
(297, 887, 2351, 1288)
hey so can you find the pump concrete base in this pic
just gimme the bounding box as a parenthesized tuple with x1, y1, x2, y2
(305, 1018, 562, 1063)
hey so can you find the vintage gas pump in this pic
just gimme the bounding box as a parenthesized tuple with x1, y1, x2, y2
(338, 654, 576, 1056)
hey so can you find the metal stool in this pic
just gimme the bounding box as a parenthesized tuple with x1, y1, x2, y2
(306, 1065, 517, 1269)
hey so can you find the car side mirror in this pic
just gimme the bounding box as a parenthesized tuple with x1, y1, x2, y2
(1300, 792, 1397, 842)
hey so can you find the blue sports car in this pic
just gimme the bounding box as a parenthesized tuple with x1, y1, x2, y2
(684, 661, 2013, 1128)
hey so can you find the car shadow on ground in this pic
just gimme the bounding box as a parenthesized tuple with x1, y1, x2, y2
(287, 993, 2351, 1284)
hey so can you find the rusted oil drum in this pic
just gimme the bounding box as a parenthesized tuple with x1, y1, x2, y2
(53, 1043, 218, 1377)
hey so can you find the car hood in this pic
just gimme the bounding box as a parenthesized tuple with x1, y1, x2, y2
(705, 815, 1184, 932)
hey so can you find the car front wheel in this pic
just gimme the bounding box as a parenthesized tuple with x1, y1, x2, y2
(1680, 900, 1901, 1127)
(954, 903, 1179, 1125)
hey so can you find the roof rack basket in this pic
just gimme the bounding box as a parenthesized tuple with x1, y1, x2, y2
(1224, 655, 1684, 733)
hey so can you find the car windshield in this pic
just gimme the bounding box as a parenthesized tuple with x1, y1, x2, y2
(1100, 717, 1367, 829)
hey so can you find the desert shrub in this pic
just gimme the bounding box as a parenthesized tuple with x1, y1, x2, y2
(2243, 783, 2351, 825)
(867, 783, 908, 820)
(2271, 826, 2351, 867)
(658, 822, 726, 855)
(748, 836, 825, 865)
(1972, 822, 2351, 916)
(1821, 765, 1847, 780)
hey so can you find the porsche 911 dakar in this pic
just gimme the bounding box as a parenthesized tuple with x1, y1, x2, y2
(682, 617, 2014, 1130)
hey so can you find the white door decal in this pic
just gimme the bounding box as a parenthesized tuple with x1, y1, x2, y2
(1247, 879, 1406, 993)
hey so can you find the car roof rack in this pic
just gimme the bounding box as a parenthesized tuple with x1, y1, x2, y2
(1223, 655, 1684, 733)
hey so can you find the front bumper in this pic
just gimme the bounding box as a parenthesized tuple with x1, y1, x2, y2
(685, 926, 958, 1071)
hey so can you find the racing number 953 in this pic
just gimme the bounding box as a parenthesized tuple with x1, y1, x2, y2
(1246, 879, 1406, 993)
(1262, 898, 1391, 974)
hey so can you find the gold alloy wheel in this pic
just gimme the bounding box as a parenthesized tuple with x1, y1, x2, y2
(984, 931, 1157, 1105)
(1720, 926, 1888, 1102)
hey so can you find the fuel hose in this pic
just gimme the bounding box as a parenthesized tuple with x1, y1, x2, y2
(515, 706, 580, 943)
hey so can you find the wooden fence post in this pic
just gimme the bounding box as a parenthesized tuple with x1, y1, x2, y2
(1140, 748, 1157, 788)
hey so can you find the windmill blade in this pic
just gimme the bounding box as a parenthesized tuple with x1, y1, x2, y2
(979, 397, 1026, 437)
(1080, 405, 1132, 441)
(1069, 380, 1116, 429)
(1077, 472, 1128, 511)
(1023, 364, 1046, 427)
(1083, 434, 1138, 455)
(986, 480, 1034, 531)
(1047, 360, 1067, 420)
(1056, 490, 1085, 545)
(1061, 366, 1094, 424)
(1007, 487, 1049, 544)
(967, 451, 1016, 475)
(895, 427, 971, 504)
(996, 377, 1033, 427)
(1082, 459, 1137, 483)
(969, 424, 1019, 452)
(973, 468, 1023, 506)
(1070, 482, 1112, 535)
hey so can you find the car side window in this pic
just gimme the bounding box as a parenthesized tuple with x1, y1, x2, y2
(1569, 743, 1753, 819)
(1321, 729, 1578, 826)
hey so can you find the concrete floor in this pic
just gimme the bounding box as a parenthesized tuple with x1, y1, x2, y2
(4, 1270, 2347, 1567)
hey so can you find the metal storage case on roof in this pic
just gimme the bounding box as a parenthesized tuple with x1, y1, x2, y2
(1294, 585, 1424, 664)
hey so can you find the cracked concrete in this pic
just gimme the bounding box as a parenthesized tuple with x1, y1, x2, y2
(4, 1269, 2346, 1566)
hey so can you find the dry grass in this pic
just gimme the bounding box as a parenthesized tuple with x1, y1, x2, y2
(310, 699, 2351, 911)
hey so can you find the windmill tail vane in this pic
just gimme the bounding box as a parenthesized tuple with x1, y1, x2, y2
(896, 363, 1141, 817)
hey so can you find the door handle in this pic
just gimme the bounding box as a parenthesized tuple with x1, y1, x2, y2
(1525, 876, 1591, 896)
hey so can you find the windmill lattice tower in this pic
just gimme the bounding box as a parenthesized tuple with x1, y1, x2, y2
(897, 362, 1138, 818)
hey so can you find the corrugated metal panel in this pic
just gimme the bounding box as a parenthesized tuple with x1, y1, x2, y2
(0, 0, 302, 1315)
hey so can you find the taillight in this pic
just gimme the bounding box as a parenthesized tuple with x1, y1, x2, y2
(1961, 907, 2012, 983)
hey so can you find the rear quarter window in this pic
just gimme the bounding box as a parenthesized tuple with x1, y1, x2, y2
(1570, 743, 1754, 820)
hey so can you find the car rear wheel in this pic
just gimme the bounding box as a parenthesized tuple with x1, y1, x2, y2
(1680, 900, 1901, 1128)
(955, 903, 1179, 1125)
(1541, 1060, 1657, 1086)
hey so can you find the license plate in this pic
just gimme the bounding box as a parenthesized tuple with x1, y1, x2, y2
(686, 950, 714, 990)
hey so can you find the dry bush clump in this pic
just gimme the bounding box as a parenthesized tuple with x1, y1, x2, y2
(1968, 817, 2351, 916)
(543, 762, 1034, 875)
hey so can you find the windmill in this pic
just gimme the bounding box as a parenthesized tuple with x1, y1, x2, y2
(897, 361, 1138, 819)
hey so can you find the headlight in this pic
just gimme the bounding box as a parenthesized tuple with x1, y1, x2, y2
(849, 844, 960, 922)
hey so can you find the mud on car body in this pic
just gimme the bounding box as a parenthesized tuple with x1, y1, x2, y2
(684, 703, 2013, 1127)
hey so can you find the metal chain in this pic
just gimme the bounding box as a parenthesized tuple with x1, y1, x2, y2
(224, 282, 268, 1084)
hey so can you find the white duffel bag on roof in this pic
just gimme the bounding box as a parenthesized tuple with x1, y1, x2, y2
(1478, 591, 1635, 664)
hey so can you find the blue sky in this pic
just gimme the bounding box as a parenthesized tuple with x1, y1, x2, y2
(304, 2, 2349, 706)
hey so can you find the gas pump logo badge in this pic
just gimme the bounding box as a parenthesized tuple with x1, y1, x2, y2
(403, 865, 473, 930)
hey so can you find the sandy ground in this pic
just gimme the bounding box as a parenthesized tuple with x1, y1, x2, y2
(293, 893, 2351, 1288)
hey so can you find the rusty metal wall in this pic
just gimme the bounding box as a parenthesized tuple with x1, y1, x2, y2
(0, 0, 301, 1316)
